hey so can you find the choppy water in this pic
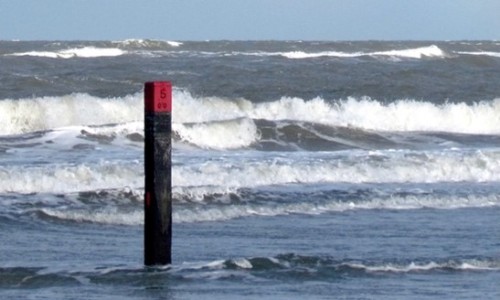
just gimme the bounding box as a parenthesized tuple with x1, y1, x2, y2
(1, 40, 500, 299)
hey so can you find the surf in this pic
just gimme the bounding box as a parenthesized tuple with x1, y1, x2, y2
(6, 46, 126, 59)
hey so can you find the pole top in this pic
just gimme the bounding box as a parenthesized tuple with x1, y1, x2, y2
(145, 81, 172, 113)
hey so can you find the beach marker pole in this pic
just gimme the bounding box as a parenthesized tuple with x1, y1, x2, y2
(144, 81, 172, 266)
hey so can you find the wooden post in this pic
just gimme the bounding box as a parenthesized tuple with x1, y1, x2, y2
(144, 81, 172, 266)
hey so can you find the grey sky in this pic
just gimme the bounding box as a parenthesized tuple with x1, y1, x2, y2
(1, 0, 499, 40)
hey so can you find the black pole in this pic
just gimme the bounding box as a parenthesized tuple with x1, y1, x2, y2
(144, 81, 172, 266)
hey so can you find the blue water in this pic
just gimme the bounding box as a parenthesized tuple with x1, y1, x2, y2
(3, 206, 499, 299)
(1, 40, 500, 299)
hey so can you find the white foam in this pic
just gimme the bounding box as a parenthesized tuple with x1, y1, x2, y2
(40, 207, 143, 226)
(173, 118, 259, 149)
(356, 259, 500, 273)
(114, 39, 183, 48)
(172, 90, 251, 123)
(167, 41, 183, 47)
(352, 261, 441, 273)
(0, 160, 142, 194)
(278, 45, 446, 60)
(456, 51, 500, 58)
(7, 47, 126, 59)
(0, 93, 142, 135)
(3, 91, 500, 137)
(177, 256, 500, 275)
(250, 96, 500, 134)
(35, 190, 500, 225)
(3, 146, 500, 195)
(232, 258, 253, 269)
(173, 149, 500, 189)
(456, 260, 500, 271)
(173, 92, 500, 135)
(280, 51, 363, 59)
(371, 45, 446, 59)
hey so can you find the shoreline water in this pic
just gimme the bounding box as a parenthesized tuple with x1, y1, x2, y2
(1, 40, 500, 299)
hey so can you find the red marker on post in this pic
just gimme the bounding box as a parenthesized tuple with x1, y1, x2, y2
(144, 81, 172, 266)
(144, 81, 172, 113)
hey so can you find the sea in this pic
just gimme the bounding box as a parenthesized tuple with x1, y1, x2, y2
(1, 40, 500, 299)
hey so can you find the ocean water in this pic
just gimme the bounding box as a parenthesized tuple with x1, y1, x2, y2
(1, 40, 500, 299)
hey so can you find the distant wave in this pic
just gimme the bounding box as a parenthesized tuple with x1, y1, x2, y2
(148, 44, 498, 60)
(113, 38, 183, 48)
(4, 40, 186, 59)
(456, 51, 500, 58)
(231, 45, 447, 60)
(278, 45, 446, 59)
(238, 45, 500, 60)
(6, 47, 126, 58)
(9, 44, 500, 61)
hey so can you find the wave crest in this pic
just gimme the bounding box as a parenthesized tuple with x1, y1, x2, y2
(276, 45, 446, 60)
(7, 47, 126, 59)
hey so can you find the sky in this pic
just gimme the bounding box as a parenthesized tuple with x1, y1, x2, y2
(1, 0, 500, 41)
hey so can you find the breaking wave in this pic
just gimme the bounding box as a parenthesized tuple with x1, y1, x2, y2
(6, 47, 126, 59)
(2, 91, 500, 139)
(6, 181, 500, 225)
(278, 45, 446, 59)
